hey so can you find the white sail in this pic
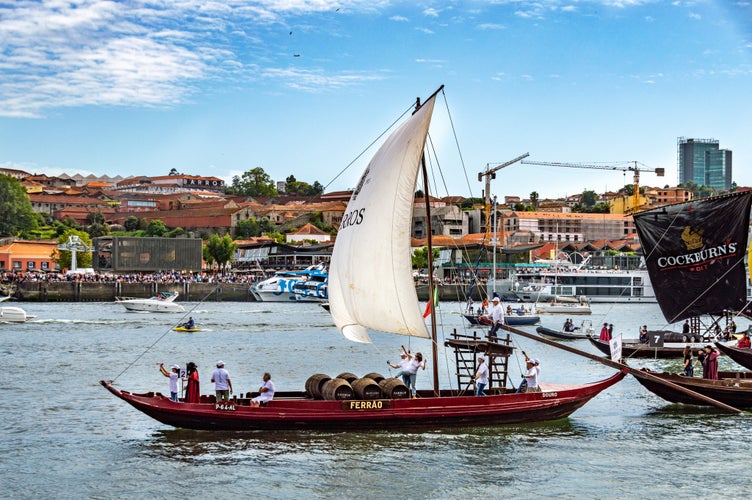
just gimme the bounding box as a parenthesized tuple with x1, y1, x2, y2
(329, 95, 436, 343)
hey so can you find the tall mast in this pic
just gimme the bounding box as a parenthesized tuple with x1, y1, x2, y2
(415, 95, 440, 396)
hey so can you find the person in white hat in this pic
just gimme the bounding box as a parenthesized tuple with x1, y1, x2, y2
(387, 346, 412, 387)
(474, 356, 489, 396)
(211, 361, 233, 402)
(159, 363, 182, 402)
(489, 296, 506, 337)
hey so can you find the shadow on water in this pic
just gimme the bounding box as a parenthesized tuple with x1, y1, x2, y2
(140, 417, 595, 463)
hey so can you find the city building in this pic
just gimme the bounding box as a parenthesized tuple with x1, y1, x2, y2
(0, 240, 59, 272)
(677, 137, 732, 190)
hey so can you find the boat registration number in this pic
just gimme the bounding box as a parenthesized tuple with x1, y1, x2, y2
(342, 400, 391, 411)
(215, 403, 236, 411)
(541, 392, 558, 398)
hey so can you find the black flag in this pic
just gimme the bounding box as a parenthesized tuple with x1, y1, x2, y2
(633, 192, 752, 323)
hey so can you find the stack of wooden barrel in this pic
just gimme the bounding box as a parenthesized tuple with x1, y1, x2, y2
(304, 372, 409, 400)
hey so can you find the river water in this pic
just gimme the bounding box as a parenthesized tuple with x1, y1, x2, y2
(1, 301, 749, 499)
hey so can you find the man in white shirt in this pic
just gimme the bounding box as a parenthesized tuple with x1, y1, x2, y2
(517, 357, 539, 393)
(489, 297, 506, 337)
(211, 361, 233, 401)
(474, 356, 489, 396)
(251, 372, 275, 407)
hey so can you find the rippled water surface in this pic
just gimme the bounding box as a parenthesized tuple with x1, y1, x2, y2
(1, 301, 749, 499)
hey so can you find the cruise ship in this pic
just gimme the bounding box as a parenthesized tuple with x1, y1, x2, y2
(493, 268, 657, 304)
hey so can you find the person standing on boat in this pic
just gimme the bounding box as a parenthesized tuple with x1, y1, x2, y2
(185, 361, 200, 403)
(211, 361, 233, 401)
(250, 372, 275, 407)
(702, 346, 719, 380)
(639, 326, 648, 344)
(682, 320, 690, 335)
(489, 297, 505, 337)
(159, 363, 181, 402)
(474, 356, 489, 396)
(404, 352, 426, 398)
(599, 323, 610, 342)
(682, 346, 693, 377)
(387, 349, 412, 387)
(608, 324, 614, 339)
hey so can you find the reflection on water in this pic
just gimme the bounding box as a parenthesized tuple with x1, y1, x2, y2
(2, 301, 751, 499)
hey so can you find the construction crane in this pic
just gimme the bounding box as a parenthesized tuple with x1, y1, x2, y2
(519, 159, 665, 213)
(478, 152, 529, 239)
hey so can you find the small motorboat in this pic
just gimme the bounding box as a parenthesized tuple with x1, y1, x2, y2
(173, 326, 202, 332)
(463, 312, 540, 327)
(115, 291, 185, 313)
(0, 295, 33, 323)
(536, 323, 592, 341)
(536, 300, 591, 315)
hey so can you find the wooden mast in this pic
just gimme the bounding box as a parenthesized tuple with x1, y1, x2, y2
(416, 92, 440, 397)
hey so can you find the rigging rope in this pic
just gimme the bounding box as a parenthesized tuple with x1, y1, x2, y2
(110, 285, 222, 384)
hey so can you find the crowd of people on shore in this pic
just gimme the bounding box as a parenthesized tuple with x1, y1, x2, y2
(1, 270, 258, 285)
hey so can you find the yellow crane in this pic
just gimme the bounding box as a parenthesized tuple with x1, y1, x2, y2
(478, 152, 529, 239)
(519, 159, 665, 213)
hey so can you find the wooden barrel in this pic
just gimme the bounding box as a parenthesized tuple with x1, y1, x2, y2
(336, 372, 358, 383)
(351, 377, 382, 400)
(321, 379, 354, 401)
(305, 373, 331, 399)
(362, 372, 385, 383)
(379, 378, 409, 399)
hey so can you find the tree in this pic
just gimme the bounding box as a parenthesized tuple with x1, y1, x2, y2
(235, 218, 260, 238)
(123, 215, 140, 232)
(530, 191, 539, 211)
(0, 174, 38, 237)
(168, 168, 179, 176)
(581, 190, 598, 208)
(460, 197, 484, 209)
(203, 234, 238, 271)
(283, 174, 324, 196)
(52, 229, 93, 269)
(144, 219, 168, 237)
(228, 167, 278, 197)
(411, 246, 440, 270)
(86, 211, 105, 225)
(86, 222, 109, 238)
(258, 217, 274, 234)
(513, 202, 526, 211)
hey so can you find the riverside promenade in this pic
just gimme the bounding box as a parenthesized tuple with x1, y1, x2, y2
(8, 281, 486, 302)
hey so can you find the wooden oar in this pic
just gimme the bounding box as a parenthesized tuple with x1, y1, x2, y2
(501, 324, 742, 414)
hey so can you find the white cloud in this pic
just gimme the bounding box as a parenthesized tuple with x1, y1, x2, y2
(423, 8, 440, 18)
(261, 67, 385, 92)
(390, 15, 409, 22)
(0, 0, 390, 118)
(477, 23, 506, 30)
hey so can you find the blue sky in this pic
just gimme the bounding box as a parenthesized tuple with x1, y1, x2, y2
(0, 0, 750, 200)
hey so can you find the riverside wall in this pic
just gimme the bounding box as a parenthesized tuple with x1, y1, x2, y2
(11, 282, 483, 302)
(13, 282, 253, 302)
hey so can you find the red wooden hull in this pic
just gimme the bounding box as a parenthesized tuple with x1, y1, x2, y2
(101, 371, 626, 431)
